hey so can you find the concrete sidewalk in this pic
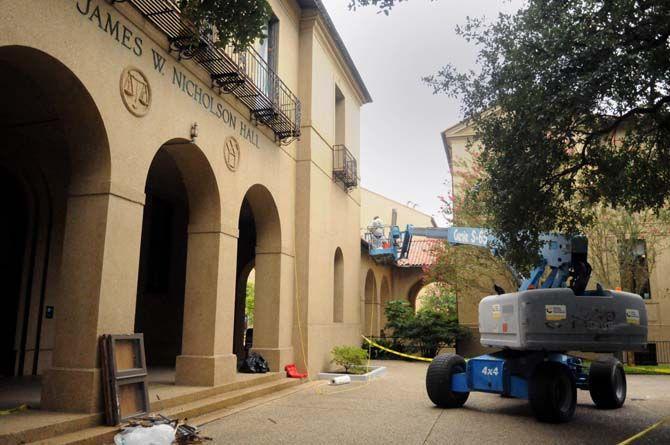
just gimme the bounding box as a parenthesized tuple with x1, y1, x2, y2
(201, 360, 670, 445)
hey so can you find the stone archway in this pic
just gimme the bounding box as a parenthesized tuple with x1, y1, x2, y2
(408, 280, 426, 311)
(0, 45, 118, 413)
(233, 184, 290, 371)
(135, 141, 212, 369)
(134, 139, 229, 387)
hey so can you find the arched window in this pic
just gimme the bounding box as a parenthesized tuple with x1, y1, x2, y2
(333, 248, 344, 322)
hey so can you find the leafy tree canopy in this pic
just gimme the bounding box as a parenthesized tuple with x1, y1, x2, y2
(245, 281, 255, 326)
(179, 0, 272, 49)
(354, 0, 670, 269)
(348, 0, 432, 14)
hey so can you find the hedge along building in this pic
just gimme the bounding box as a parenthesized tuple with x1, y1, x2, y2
(442, 119, 670, 363)
(0, 0, 371, 414)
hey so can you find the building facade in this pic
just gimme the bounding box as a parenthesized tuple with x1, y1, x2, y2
(1, 0, 373, 414)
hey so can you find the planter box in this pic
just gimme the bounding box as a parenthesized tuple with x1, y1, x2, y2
(318, 366, 387, 382)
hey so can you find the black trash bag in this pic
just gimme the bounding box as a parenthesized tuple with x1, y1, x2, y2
(239, 352, 269, 374)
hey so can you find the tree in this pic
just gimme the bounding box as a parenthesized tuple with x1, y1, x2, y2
(245, 281, 255, 327)
(348, 0, 428, 15)
(415, 286, 457, 318)
(426, 147, 518, 304)
(178, 0, 272, 50)
(353, 0, 670, 269)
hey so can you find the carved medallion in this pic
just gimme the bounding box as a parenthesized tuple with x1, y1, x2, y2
(120, 67, 151, 117)
(224, 137, 241, 171)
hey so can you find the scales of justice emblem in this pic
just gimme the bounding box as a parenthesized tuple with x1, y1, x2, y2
(120, 67, 151, 117)
(224, 137, 241, 172)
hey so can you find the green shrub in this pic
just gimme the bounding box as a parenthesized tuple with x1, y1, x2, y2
(331, 345, 368, 374)
(384, 299, 469, 358)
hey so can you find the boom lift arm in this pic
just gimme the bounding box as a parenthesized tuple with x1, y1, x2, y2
(367, 224, 591, 294)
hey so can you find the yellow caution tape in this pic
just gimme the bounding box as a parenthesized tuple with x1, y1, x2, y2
(0, 404, 28, 416)
(617, 416, 669, 445)
(362, 336, 433, 362)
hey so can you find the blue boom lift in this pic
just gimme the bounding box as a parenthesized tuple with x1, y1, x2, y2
(365, 222, 648, 423)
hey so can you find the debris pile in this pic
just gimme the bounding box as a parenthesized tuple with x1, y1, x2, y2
(115, 414, 212, 445)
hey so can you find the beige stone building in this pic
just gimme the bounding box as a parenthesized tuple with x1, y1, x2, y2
(442, 120, 670, 363)
(0, 0, 381, 418)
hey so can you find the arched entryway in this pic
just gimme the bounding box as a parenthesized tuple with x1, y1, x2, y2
(363, 270, 379, 336)
(233, 184, 286, 371)
(135, 140, 221, 383)
(0, 45, 112, 412)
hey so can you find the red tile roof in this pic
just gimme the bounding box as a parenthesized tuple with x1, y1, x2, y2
(397, 238, 443, 268)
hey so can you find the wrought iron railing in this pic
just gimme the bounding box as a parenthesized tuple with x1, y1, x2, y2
(110, 0, 301, 143)
(333, 144, 358, 190)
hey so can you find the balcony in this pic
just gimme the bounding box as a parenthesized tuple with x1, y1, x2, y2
(333, 145, 358, 190)
(113, 0, 301, 143)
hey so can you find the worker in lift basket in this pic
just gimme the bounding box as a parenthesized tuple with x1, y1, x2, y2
(369, 216, 385, 249)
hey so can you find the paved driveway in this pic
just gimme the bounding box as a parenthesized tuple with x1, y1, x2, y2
(202, 360, 670, 444)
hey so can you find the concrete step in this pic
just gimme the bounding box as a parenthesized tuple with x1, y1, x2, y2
(26, 377, 304, 445)
(1, 373, 295, 445)
(149, 372, 284, 412)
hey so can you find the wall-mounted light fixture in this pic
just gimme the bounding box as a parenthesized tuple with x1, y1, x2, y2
(190, 122, 199, 142)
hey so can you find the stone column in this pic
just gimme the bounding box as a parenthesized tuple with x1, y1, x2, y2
(41, 189, 144, 413)
(175, 226, 238, 386)
(252, 250, 294, 371)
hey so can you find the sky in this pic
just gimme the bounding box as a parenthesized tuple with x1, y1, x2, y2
(320, 0, 524, 225)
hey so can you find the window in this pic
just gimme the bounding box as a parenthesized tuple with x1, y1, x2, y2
(258, 16, 279, 98)
(335, 85, 345, 145)
(619, 239, 651, 299)
(260, 16, 279, 71)
(333, 248, 344, 323)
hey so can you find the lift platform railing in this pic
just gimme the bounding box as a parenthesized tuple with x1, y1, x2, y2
(110, 0, 301, 143)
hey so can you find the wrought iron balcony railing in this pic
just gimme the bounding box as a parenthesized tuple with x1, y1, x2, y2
(111, 0, 301, 143)
(333, 145, 358, 190)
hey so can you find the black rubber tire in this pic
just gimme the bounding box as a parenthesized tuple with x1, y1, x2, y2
(529, 362, 577, 423)
(589, 357, 626, 409)
(426, 353, 469, 408)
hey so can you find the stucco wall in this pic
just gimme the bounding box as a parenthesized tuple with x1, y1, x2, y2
(294, 12, 367, 376)
(360, 188, 435, 232)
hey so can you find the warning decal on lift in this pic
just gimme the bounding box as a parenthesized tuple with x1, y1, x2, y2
(545, 305, 567, 321)
(492, 304, 502, 320)
(626, 309, 640, 325)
